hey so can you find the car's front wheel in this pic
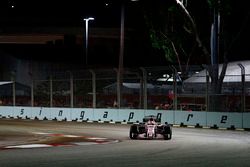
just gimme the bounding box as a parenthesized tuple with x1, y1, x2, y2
(163, 126, 172, 140)
(129, 126, 138, 139)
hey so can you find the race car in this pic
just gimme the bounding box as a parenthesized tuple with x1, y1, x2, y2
(129, 115, 172, 140)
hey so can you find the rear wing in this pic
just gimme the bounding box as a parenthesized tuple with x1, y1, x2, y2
(142, 115, 161, 123)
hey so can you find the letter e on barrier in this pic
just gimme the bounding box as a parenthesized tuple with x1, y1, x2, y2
(221, 115, 228, 123)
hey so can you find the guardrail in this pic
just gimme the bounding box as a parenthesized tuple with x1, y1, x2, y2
(1, 66, 250, 112)
(1, 106, 250, 130)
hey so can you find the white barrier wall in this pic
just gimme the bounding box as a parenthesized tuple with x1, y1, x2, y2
(144, 110, 174, 124)
(174, 110, 207, 126)
(118, 109, 145, 123)
(32, 107, 50, 120)
(13, 107, 32, 119)
(243, 113, 250, 128)
(50, 108, 71, 121)
(0, 106, 250, 129)
(93, 109, 118, 122)
(206, 112, 243, 128)
(71, 108, 94, 122)
(0, 106, 13, 118)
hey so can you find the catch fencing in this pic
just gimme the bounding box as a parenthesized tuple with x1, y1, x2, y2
(1, 65, 250, 113)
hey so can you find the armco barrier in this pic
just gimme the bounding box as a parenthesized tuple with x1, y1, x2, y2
(93, 108, 118, 122)
(71, 108, 94, 122)
(243, 113, 250, 129)
(144, 110, 174, 124)
(50, 107, 71, 121)
(206, 112, 242, 129)
(174, 111, 207, 127)
(118, 109, 145, 123)
(14, 106, 32, 119)
(32, 107, 50, 120)
(0, 106, 14, 118)
(0, 106, 250, 130)
(0, 106, 6, 117)
(35, 107, 52, 120)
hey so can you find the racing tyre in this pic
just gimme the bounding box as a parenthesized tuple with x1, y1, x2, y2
(163, 126, 172, 140)
(129, 125, 138, 139)
(164, 131, 172, 140)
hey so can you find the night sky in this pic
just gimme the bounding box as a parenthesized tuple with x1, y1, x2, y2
(0, 0, 250, 69)
(0, 1, 123, 27)
(0, 0, 156, 68)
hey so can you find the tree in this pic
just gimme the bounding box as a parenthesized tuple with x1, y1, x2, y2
(143, 0, 249, 111)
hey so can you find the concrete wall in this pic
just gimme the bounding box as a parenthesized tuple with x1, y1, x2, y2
(0, 106, 249, 130)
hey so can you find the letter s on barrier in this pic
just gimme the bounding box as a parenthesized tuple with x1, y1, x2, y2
(128, 112, 134, 122)
(221, 115, 228, 123)
(20, 108, 24, 115)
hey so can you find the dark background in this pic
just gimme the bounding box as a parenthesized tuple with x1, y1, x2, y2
(0, 0, 249, 69)
(0, 0, 159, 68)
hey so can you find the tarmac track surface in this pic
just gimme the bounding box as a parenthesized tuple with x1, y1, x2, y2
(0, 119, 250, 167)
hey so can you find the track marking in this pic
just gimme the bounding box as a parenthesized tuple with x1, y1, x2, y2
(87, 137, 107, 140)
(1, 132, 119, 150)
(5, 144, 53, 149)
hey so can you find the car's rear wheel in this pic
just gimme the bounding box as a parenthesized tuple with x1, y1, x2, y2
(164, 132, 172, 140)
(163, 126, 172, 140)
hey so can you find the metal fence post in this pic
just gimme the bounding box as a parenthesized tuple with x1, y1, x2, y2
(171, 66, 178, 111)
(31, 79, 34, 107)
(170, 66, 178, 125)
(50, 75, 53, 107)
(238, 63, 245, 113)
(11, 72, 16, 106)
(140, 67, 147, 110)
(206, 69, 209, 112)
(206, 68, 210, 127)
(116, 68, 122, 109)
(89, 69, 96, 108)
(139, 71, 143, 109)
(69, 72, 74, 108)
(238, 63, 245, 128)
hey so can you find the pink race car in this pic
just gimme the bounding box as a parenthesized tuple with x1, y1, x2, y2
(129, 116, 172, 140)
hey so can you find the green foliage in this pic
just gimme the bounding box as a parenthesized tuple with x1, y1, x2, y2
(143, 0, 235, 65)
(207, 0, 216, 8)
(168, 5, 177, 12)
(208, 0, 233, 15)
(149, 29, 176, 62)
